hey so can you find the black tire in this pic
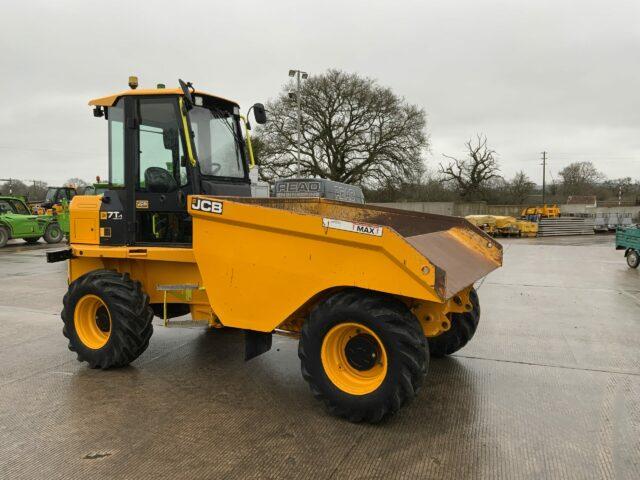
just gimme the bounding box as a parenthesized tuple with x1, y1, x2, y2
(626, 249, 640, 268)
(62, 270, 153, 369)
(299, 289, 428, 423)
(0, 226, 9, 248)
(43, 223, 63, 244)
(24, 237, 40, 244)
(428, 288, 480, 357)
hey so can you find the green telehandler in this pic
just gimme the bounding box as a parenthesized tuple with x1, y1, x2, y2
(0, 196, 64, 247)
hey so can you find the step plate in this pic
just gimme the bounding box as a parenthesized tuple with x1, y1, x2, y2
(163, 319, 210, 329)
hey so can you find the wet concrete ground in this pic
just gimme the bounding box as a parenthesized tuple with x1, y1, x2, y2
(0, 235, 638, 479)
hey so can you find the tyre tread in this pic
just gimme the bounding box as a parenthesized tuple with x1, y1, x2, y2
(62, 270, 153, 369)
(299, 288, 428, 423)
(428, 287, 480, 357)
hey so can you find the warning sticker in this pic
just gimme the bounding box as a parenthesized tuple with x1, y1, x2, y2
(322, 218, 383, 237)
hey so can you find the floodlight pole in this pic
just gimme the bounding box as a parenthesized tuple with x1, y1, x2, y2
(541, 151, 547, 205)
(289, 69, 308, 177)
(296, 72, 302, 177)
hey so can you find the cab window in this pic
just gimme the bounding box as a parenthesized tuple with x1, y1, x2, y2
(10, 200, 29, 215)
(109, 100, 125, 187)
(137, 98, 185, 190)
(0, 200, 13, 213)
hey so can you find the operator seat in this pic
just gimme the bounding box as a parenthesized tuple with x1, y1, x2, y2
(144, 167, 177, 193)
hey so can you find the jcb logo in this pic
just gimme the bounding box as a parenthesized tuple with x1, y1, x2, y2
(191, 198, 223, 214)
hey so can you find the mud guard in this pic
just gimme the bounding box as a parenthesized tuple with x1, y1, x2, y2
(244, 331, 273, 360)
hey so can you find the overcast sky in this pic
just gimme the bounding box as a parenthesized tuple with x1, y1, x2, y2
(0, 0, 638, 186)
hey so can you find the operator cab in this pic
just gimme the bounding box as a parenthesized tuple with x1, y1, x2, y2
(89, 77, 266, 246)
(42, 187, 76, 209)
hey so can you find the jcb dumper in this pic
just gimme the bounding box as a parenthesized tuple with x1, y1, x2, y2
(49, 79, 502, 423)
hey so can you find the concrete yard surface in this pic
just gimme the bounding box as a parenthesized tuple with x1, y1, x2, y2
(0, 236, 639, 479)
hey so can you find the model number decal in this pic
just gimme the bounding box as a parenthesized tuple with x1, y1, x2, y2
(101, 211, 122, 220)
(322, 218, 383, 237)
(191, 198, 223, 214)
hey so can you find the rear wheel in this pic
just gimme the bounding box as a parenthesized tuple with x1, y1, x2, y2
(626, 250, 640, 268)
(299, 289, 428, 423)
(43, 223, 63, 244)
(24, 237, 40, 244)
(62, 270, 153, 368)
(428, 288, 480, 357)
(0, 226, 8, 248)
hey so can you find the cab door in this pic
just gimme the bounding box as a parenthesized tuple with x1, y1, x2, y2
(129, 97, 193, 245)
(8, 199, 40, 237)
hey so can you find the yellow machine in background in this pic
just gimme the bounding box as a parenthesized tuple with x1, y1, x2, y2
(464, 215, 497, 232)
(516, 220, 538, 237)
(521, 204, 560, 218)
(49, 78, 502, 423)
(466, 215, 537, 237)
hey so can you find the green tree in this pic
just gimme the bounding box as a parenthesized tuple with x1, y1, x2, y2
(558, 162, 605, 195)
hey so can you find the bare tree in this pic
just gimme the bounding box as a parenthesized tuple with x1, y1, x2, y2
(65, 177, 89, 189)
(364, 168, 458, 203)
(26, 180, 48, 202)
(602, 177, 632, 196)
(439, 135, 501, 199)
(0, 179, 28, 196)
(0, 179, 49, 201)
(254, 69, 428, 187)
(507, 170, 535, 204)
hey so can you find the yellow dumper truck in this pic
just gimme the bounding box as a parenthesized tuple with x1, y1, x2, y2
(48, 79, 502, 422)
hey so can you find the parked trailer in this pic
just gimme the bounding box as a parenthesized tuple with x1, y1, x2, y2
(594, 214, 608, 233)
(615, 226, 640, 268)
(607, 213, 621, 232)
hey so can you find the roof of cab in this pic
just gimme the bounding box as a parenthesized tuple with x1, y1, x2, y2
(88, 88, 239, 107)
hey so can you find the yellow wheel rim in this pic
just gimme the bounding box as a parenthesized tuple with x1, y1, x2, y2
(321, 322, 388, 395)
(74, 294, 111, 349)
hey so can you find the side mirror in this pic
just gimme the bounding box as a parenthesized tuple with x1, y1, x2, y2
(178, 79, 194, 108)
(253, 103, 267, 124)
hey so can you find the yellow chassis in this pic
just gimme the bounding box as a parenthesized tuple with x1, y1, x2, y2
(68, 195, 501, 337)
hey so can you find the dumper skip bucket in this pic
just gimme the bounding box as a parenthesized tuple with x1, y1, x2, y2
(188, 196, 502, 332)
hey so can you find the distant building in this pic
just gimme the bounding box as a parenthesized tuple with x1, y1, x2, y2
(566, 195, 597, 206)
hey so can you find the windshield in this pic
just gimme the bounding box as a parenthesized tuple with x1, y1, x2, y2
(188, 106, 245, 179)
(0, 200, 13, 214)
(45, 188, 57, 202)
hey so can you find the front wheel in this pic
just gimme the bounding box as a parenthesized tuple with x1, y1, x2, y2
(0, 226, 8, 248)
(62, 270, 153, 368)
(428, 288, 480, 357)
(626, 250, 640, 268)
(299, 289, 428, 423)
(43, 223, 63, 244)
